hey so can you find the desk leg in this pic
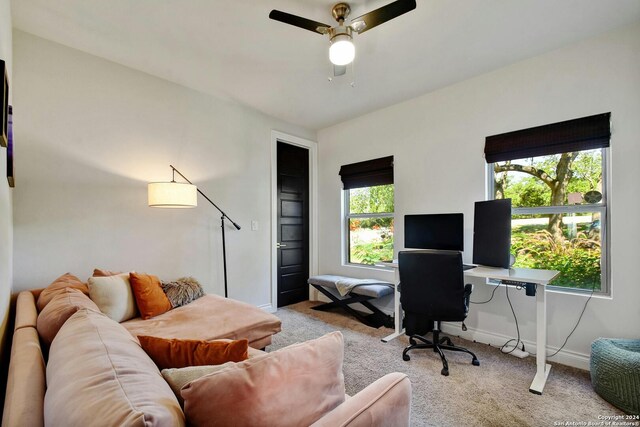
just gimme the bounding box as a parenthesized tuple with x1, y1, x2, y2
(382, 268, 405, 343)
(529, 284, 551, 394)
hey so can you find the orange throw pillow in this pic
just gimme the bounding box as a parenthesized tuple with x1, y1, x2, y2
(129, 273, 172, 319)
(37, 273, 89, 312)
(138, 336, 249, 370)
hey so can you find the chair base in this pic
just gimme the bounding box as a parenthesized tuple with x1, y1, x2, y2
(402, 328, 480, 376)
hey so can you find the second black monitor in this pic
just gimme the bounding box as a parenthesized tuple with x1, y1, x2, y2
(472, 199, 512, 268)
(405, 213, 464, 251)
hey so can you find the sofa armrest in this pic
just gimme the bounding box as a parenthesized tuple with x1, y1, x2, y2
(310, 372, 411, 427)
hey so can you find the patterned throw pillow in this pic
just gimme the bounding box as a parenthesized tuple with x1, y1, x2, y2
(161, 277, 205, 308)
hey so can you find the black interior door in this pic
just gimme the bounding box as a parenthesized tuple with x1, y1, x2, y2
(277, 142, 310, 307)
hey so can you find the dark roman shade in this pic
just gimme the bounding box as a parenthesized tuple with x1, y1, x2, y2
(484, 112, 611, 163)
(339, 156, 394, 190)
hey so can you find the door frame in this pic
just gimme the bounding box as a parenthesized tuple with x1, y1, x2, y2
(270, 131, 318, 312)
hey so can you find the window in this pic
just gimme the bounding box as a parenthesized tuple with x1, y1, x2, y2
(345, 185, 394, 265)
(485, 113, 610, 293)
(339, 156, 394, 266)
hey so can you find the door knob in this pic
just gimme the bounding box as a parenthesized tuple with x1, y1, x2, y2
(277, 243, 287, 248)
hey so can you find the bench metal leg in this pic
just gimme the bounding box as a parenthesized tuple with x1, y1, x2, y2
(310, 284, 393, 329)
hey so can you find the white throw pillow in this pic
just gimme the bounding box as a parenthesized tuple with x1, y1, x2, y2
(88, 273, 138, 322)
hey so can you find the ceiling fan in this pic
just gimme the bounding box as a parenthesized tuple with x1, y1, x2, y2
(269, 0, 417, 76)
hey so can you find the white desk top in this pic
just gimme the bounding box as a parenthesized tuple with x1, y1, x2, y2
(377, 261, 560, 285)
(464, 266, 559, 285)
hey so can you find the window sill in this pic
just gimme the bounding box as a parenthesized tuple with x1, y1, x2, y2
(342, 262, 395, 273)
(485, 279, 611, 299)
(546, 286, 611, 299)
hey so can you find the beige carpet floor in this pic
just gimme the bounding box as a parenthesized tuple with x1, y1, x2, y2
(267, 301, 623, 427)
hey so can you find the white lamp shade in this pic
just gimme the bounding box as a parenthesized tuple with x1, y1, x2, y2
(148, 182, 197, 208)
(329, 37, 355, 66)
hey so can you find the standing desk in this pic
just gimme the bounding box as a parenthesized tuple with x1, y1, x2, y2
(377, 261, 560, 394)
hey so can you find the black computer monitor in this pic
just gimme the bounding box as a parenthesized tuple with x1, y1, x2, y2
(404, 213, 464, 251)
(472, 199, 512, 268)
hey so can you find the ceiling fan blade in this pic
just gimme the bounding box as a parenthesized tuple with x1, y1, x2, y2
(334, 65, 347, 77)
(350, 0, 416, 34)
(269, 10, 331, 35)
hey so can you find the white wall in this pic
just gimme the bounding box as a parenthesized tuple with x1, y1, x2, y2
(317, 23, 640, 369)
(0, 0, 13, 370)
(12, 31, 315, 310)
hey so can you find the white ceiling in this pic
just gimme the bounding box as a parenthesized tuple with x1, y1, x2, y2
(11, 0, 640, 130)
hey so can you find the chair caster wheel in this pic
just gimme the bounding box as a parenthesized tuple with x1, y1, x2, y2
(472, 359, 480, 366)
(402, 354, 411, 361)
(441, 368, 449, 376)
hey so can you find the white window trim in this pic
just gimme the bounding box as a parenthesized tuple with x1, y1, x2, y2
(486, 148, 610, 295)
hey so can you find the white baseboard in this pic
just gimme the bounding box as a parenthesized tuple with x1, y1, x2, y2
(259, 303, 276, 313)
(440, 322, 590, 371)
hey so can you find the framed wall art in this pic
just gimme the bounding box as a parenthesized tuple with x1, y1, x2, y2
(1, 59, 8, 148)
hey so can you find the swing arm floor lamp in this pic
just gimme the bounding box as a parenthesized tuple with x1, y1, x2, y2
(147, 165, 241, 298)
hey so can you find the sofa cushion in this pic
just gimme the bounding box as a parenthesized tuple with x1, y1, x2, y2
(45, 309, 184, 427)
(138, 336, 248, 370)
(36, 273, 88, 312)
(88, 273, 138, 322)
(122, 294, 281, 349)
(181, 331, 346, 427)
(129, 273, 172, 319)
(161, 277, 205, 308)
(36, 288, 100, 345)
(2, 327, 46, 427)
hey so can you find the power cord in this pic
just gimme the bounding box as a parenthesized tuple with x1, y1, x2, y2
(470, 283, 500, 304)
(470, 282, 524, 353)
(547, 279, 597, 358)
(501, 284, 525, 355)
(470, 277, 595, 358)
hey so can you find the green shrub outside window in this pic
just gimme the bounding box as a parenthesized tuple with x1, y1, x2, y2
(345, 184, 394, 265)
(491, 149, 607, 292)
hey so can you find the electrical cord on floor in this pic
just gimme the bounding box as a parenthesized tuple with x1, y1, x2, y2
(470, 283, 500, 304)
(501, 285, 525, 355)
(547, 280, 597, 358)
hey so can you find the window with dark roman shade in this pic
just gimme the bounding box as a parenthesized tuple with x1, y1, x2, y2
(484, 112, 611, 163)
(339, 156, 394, 190)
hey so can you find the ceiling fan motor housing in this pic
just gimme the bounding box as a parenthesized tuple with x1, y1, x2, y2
(328, 25, 353, 42)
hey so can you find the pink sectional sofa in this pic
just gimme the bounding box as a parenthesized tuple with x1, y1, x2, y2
(2, 289, 412, 426)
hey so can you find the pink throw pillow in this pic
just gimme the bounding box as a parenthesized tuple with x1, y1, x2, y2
(181, 331, 346, 427)
(37, 288, 100, 345)
(36, 273, 88, 312)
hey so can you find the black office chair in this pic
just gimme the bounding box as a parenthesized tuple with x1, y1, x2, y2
(399, 250, 480, 376)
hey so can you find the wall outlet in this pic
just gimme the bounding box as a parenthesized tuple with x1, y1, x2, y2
(251, 220, 259, 231)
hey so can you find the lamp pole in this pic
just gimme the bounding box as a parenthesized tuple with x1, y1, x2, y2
(169, 165, 241, 298)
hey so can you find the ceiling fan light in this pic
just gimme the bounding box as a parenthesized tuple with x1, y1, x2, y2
(329, 35, 355, 66)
